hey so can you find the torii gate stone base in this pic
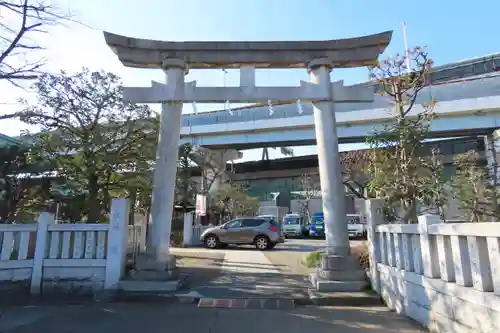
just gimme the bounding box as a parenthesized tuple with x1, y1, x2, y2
(104, 30, 392, 292)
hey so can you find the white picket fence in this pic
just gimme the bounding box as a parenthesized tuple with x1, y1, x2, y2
(0, 198, 142, 294)
(365, 199, 500, 333)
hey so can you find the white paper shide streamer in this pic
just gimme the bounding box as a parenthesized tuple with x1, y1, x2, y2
(222, 69, 233, 115)
(296, 99, 304, 115)
(268, 99, 274, 116)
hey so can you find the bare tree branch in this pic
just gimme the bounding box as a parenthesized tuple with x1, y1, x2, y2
(0, 0, 73, 84)
(341, 150, 369, 199)
(297, 172, 321, 220)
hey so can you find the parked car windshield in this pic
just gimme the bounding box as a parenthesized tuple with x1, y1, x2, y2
(268, 219, 279, 226)
(347, 216, 361, 224)
(311, 217, 324, 225)
(284, 216, 300, 225)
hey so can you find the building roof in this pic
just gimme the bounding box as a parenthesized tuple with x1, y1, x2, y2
(0, 133, 24, 147)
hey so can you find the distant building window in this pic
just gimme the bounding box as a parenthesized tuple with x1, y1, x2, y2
(438, 142, 452, 155)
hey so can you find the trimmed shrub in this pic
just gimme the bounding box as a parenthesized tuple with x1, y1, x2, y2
(300, 242, 370, 269)
(301, 250, 325, 268)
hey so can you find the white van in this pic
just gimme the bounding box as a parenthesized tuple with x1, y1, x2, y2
(282, 213, 308, 238)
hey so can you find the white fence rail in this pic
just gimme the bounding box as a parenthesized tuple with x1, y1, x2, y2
(0, 198, 141, 294)
(365, 199, 500, 333)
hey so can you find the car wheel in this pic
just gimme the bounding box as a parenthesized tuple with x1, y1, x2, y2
(204, 235, 220, 249)
(254, 236, 269, 250)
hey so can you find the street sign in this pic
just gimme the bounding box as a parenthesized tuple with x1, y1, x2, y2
(195, 194, 207, 216)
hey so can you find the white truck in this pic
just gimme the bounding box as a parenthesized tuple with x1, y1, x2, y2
(257, 206, 289, 224)
(347, 214, 367, 238)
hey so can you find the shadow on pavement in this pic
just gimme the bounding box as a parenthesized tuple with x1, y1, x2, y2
(178, 263, 312, 300)
(270, 246, 323, 253)
(212, 262, 283, 271)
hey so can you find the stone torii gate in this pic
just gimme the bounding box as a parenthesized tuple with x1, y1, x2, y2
(104, 31, 392, 290)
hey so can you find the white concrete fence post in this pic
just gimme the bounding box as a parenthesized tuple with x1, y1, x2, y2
(364, 199, 385, 294)
(134, 213, 148, 253)
(30, 212, 55, 294)
(183, 212, 194, 247)
(104, 198, 130, 290)
(418, 214, 442, 279)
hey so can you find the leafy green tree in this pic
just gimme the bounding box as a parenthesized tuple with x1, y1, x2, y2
(452, 151, 497, 222)
(0, 144, 50, 222)
(175, 143, 200, 212)
(211, 183, 259, 222)
(20, 68, 156, 222)
(420, 149, 449, 220)
(365, 47, 442, 223)
(484, 135, 500, 216)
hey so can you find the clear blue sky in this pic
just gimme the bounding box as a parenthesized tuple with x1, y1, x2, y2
(1, 0, 499, 160)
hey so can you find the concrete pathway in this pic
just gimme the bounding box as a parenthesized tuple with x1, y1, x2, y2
(221, 248, 281, 274)
(0, 301, 426, 332)
(172, 240, 374, 301)
(174, 246, 310, 300)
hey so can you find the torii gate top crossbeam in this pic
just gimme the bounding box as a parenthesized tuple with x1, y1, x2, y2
(103, 31, 392, 69)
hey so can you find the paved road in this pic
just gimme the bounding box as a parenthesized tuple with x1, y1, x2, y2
(0, 301, 426, 333)
(0, 239, 425, 333)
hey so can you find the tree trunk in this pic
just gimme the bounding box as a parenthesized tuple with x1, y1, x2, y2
(128, 188, 136, 225)
(402, 198, 418, 224)
(487, 135, 500, 218)
(87, 174, 101, 223)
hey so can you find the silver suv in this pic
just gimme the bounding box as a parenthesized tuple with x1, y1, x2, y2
(200, 217, 285, 250)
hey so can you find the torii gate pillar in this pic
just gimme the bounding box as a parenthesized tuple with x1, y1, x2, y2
(147, 59, 188, 271)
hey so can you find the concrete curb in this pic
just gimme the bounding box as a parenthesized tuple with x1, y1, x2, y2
(108, 274, 189, 303)
(307, 288, 383, 307)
